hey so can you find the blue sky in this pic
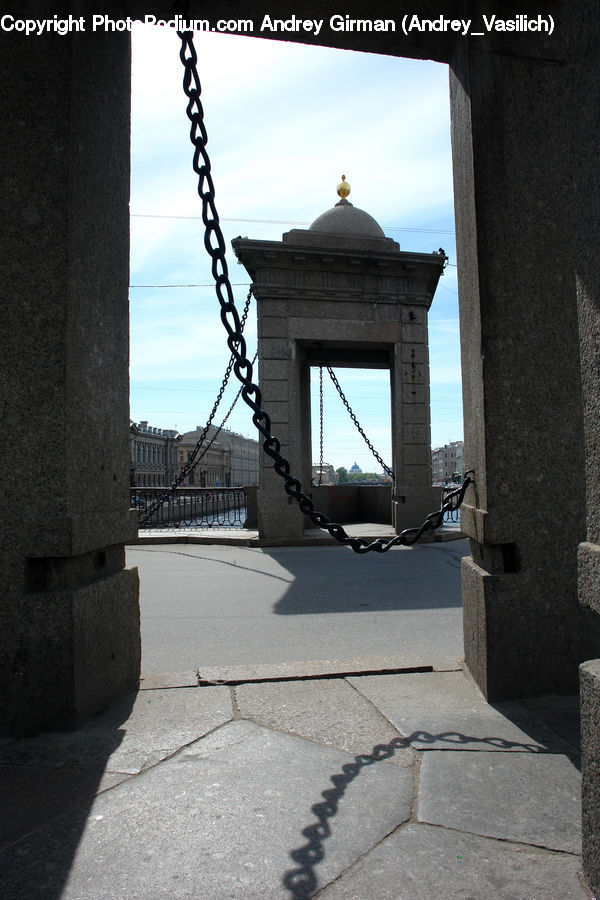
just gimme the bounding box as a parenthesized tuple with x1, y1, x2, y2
(129, 25, 462, 472)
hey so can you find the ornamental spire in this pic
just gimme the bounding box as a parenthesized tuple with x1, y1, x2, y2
(336, 174, 350, 200)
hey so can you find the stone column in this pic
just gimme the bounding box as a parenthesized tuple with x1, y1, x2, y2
(0, 26, 140, 734)
(569, 6, 600, 893)
(392, 303, 440, 532)
(449, 33, 599, 700)
(256, 305, 305, 540)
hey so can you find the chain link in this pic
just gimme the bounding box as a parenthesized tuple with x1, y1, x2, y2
(318, 366, 324, 485)
(325, 365, 395, 480)
(175, 29, 474, 552)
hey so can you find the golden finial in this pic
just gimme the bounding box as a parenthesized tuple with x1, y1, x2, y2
(336, 174, 350, 200)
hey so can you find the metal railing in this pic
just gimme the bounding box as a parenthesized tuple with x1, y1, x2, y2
(131, 487, 246, 529)
(441, 485, 462, 523)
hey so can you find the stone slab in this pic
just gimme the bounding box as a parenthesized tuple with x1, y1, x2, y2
(139, 671, 199, 689)
(0, 764, 127, 852)
(198, 654, 462, 685)
(418, 751, 582, 854)
(319, 823, 588, 899)
(0, 719, 413, 899)
(349, 671, 560, 752)
(235, 678, 416, 766)
(0, 686, 232, 776)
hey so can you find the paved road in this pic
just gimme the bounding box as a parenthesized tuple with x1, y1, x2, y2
(127, 540, 468, 674)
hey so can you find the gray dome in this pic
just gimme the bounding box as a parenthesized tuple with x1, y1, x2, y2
(309, 199, 385, 239)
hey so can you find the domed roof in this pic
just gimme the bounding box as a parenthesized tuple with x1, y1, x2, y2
(309, 199, 386, 239)
(280, 176, 399, 251)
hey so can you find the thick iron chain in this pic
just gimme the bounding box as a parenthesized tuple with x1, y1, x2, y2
(326, 365, 395, 480)
(318, 366, 324, 485)
(176, 29, 473, 552)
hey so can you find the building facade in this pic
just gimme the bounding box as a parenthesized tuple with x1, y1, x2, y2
(176, 434, 231, 487)
(181, 425, 259, 486)
(130, 421, 182, 487)
(431, 440, 464, 484)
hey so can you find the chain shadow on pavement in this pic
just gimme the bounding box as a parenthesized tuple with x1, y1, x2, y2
(282, 718, 578, 899)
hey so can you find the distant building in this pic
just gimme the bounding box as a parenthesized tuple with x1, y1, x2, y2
(312, 462, 339, 485)
(130, 420, 235, 488)
(181, 425, 260, 486)
(349, 462, 362, 474)
(130, 421, 182, 487)
(431, 440, 464, 484)
(176, 434, 230, 488)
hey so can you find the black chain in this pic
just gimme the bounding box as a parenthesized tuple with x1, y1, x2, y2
(175, 29, 474, 552)
(318, 366, 324, 485)
(326, 365, 395, 480)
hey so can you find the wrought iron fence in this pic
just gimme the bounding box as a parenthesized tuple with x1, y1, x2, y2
(441, 485, 462, 523)
(131, 487, 246, 529)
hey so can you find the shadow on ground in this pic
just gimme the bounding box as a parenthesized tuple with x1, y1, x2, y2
(282, 695, 582, 898)
(0, 691, 137, 899)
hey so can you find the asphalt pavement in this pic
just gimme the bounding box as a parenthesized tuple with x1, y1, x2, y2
(127, 540, 467, 678)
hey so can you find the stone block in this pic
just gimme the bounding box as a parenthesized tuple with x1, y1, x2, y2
(401, 343, 427, 363)
(350, 671, 565, 754)
(235, 679, 414, 765)
(257, 337, 292, 359)
(0, 685, 232, 776)
(579, 541, 600, 615)
(7, 566, 140, 735)
(266, 423, 289, 445)
(257, 478, 304, 539)
(402, 465, 432, 486)
(259, 400, 288, 424)
(401, 363, 427, 384)
(403, 444, 430, 467)
(259, 359, 288, 380)
(581, 659, 600, 895)
(259, 378, 288, 402)
(258, 299, 287, 317)
(418, 750, 581, 853)
(319, 824, 588, 899)
(289, 298, 376, 321)
(403, 424, 429, 445)
(402, 383, 426, 404)
(393, 486, 442, 531)
(462, 556, 584, 700)
(401, 403, 427, 424)
(259, 315, 287, 338)
(401, 306, 425, 324)
(402, 322, 426, 343)
(288, 317, 401, 344)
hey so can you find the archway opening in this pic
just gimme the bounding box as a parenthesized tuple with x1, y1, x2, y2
(127, 24, 465, 678)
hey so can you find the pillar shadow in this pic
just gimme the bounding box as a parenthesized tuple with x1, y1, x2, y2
(0, 690, 138, 899)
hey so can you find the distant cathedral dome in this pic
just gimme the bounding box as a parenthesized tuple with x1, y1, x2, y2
(349, 461, 362, 473)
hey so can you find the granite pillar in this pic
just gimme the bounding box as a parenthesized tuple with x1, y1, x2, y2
(569, 5, 600, 892)
(449, 30, 598, 700)
(0, 25, 140, 734)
